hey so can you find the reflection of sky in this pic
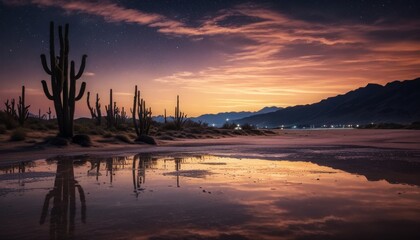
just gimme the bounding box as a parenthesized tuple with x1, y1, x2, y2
(0, 1, 420, 117)
(1, 155, 420, 239)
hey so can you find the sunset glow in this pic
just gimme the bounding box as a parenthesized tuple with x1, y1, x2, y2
(1, 0, 419, 117)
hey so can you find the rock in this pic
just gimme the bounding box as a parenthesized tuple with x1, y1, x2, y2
(72, 134, 92, 147)
(46, 136, 69, 146)
(135, 135, 157, 145)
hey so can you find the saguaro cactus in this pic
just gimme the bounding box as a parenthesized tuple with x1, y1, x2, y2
(40, 21, 87, 138)
(87, 92, 102, 126)
(173, 95, 187, 130)
(105, 89, 114, 128)
(17, 86, 30, 126)
(4, 99, 17, 118)
(131, 85, 152, 136)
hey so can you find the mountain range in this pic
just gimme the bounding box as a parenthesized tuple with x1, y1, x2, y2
(235, 77, 420, 128)
(190, 106, 282, 126)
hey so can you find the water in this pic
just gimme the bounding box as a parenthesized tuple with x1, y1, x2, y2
(0, 154, 420, 239)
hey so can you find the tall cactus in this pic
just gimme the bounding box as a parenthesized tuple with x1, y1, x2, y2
(105, 89, 114, 128)
(40, 22, 87, 138)
(4, 98, 17, 118)
(87, 92, 102, 126)
(17, 86, 30, 126)
(173, 95, 187, 130)
(131, 85, 152, 136)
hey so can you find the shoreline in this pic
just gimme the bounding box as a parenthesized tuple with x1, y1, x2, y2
(1, 129, 419, 165)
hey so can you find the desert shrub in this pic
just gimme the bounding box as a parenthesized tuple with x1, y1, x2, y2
(241, 123, 256, 130)
(0, 112, 18, 129)
(161, 122, 178, 131)
(114, 134, 131, 143)
(10, 128, 27, 141)
(102, 132, 114, 138)
(184, 119, 209, 128)
(221, 122, 236, 129)
(0, 124, 6, 134)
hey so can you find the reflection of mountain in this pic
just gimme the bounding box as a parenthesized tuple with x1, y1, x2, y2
(237, 78, 420, 127)
(312, 157, 420, 187)
(40, 160, 86, 240)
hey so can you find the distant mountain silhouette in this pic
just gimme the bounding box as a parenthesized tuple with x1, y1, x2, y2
(237, 77, 420, 127)
(189, 106, 282, 126)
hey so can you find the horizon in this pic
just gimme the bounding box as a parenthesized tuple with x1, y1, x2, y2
(1, 0, 420, 118)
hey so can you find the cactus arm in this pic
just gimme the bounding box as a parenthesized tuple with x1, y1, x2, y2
(74, 55, 87, 80)
(41, 80, 54, 100)
(40, 54, 52, 75)
(75, 82, 86, 101)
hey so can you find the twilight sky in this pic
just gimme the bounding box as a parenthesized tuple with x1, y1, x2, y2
(0, 0, 420, 117)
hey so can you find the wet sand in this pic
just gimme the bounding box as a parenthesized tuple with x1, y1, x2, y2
(1, 129, 419, 164)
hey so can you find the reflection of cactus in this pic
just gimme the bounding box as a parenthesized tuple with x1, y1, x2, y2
(41, 22, 87, 138)
(87, 92, 102, 126)
(131, 85, 152, 136)
(173, 95, 187, 130)
(17, 86, 30, 126)
(132, 154, 150, 198)
(40, 160, 86, 239)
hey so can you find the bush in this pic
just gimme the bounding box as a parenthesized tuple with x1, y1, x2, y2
(0, 112, 18, 129)
(241, 123, 256, 130)
(114, 134, 131, 143)
(221, 122, 236, 129)
(10, 128, 27, 141)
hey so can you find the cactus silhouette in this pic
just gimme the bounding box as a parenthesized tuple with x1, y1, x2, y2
(47, 107, 52, 120)
(17, 86, 30, 126)
(173, 95, 187, 130)
(40, 21, 87, 138)
(40, 160, 86, 239)
(87, 92, 102, 126)
(4, 98, 17, 118)
(131, 85, 152, 136)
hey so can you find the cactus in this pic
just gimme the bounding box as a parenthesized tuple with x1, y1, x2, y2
(105, 89, 114, 128)
(164, 108, 167, 124)
(40, 22, 87, 138)
(87, 92, 101, 126)
(40, 160, 86, 238)
(38, 109, 46, 120)
(17, 86, 30, 126)
(173, 95, 187, 130)
(47, 107, 52, 120)
(4, 99, 17, 118)
(131, 85, 152, 136)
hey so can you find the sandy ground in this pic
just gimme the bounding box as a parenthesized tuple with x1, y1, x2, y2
(1, 129, 419, 164)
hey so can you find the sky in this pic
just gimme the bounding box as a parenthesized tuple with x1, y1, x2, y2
(0, 0, 419, 117)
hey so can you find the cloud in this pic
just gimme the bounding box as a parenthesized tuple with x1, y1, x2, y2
(4, 0, 420, 111)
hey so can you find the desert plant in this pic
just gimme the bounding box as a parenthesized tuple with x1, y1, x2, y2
(40, 21, 87, 138)
(46, 107, 52, 120)
(241, 123, 256, 130)
(221, 122, 236, 129)
(87, 92, 102, 126)
(16, 86, 30, 126)
(105, 89, 114, 128)
(172, 95, 187, 130)
(10, 128, 26, 141)
(4, 99, 17, 118)
(131, 85, 152, 136)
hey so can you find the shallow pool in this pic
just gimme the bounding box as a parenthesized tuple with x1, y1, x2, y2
(1, 154, 419, 239)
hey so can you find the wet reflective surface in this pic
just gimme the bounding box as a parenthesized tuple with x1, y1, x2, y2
(1, 154, 420, 240)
